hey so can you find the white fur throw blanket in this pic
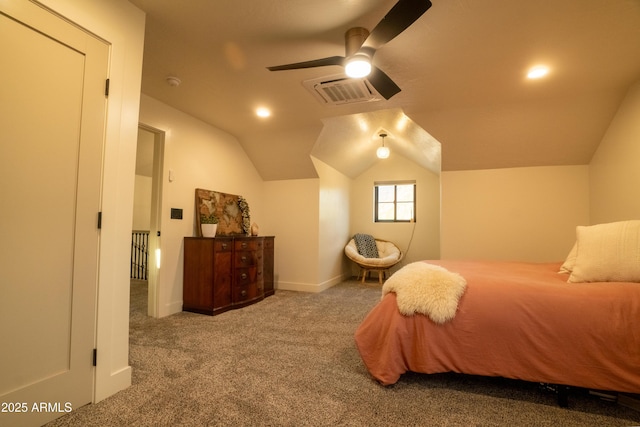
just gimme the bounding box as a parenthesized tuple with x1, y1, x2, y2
(382, 262, 467, 324)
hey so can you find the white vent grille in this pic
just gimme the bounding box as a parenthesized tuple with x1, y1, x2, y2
(303, 74, 382, 105)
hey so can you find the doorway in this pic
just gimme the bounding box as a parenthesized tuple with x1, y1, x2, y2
(131, 124, 164, 318)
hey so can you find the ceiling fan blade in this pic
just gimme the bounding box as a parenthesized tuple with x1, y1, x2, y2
(362, 0, 432, 51)
(368, 66, 401, 100)
(267, 56, 344, 71)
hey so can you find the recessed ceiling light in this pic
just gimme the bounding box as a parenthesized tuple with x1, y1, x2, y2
(527, 65, 549, 79)
(256, 107, 271, 118)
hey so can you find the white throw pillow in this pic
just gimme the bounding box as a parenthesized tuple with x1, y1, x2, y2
(568, 220, 640, 283)
(559, 242, 577, 274)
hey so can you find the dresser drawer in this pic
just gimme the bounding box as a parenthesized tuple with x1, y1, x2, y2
(236, 267, 261, 285)
(235, 251, 259, 267)
(234, 239, 263, 251)
(234, 265, 264, 288)
(233, 282, 262, 303)
(215, 239, 233, 252)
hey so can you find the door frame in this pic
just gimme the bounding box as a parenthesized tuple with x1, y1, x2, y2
(138, 123, 165, 318)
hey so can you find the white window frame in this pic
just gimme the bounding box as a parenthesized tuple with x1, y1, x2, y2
(374, 180, 416, 223)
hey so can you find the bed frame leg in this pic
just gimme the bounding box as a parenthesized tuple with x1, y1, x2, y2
(557, 385, 570, 408)
(539, 383, 570, 408)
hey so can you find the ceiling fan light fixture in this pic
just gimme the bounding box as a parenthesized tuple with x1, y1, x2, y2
(345, 54, 371, 78)
(267, 0, 433, 100)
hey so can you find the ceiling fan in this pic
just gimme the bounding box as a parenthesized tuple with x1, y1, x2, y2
(267, 0, 432, 100)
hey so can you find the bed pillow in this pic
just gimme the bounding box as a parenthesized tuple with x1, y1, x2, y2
(568, 220, 640, 283)
(559, 242, 577, 274)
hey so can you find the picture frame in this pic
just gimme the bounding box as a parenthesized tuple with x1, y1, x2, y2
(195, 188, 250, 236)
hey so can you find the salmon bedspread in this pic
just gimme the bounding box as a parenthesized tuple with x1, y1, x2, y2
(354, 260, 640, 392)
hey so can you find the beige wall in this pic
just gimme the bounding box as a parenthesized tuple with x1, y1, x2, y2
(441, 165, 590, 262)
(440, 79, 640, 263)
(136, 95, 353, 296)
(138, 95, 267, 316)
(136, 78, 640, 306)
(265, 152, 440, 288)
(590, 80, 640, 223)
(139, 95, 352, 297)
(350, 154, 441, 273)
(133, 127, 154, 230)
(313, 157, 352, 287)
(263, 178, 321, 291)
(132, 175, 152, 230)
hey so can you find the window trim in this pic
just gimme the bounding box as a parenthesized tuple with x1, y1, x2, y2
(374, 181, 416, 223)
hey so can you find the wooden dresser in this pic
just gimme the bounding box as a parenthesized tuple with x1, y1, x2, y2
(183, 236, 274, 315)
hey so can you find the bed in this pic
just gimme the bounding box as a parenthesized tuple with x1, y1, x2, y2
(354, 221, 640, 396)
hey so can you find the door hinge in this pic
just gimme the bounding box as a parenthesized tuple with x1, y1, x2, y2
(93, 349, 97, 366)
(105, 78, 110, 97)
(97, 211, 102, 229)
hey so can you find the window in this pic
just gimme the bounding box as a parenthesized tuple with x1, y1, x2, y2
(374, 181, 415, 222)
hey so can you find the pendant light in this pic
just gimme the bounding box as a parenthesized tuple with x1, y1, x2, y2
(376, 133, 390, 159)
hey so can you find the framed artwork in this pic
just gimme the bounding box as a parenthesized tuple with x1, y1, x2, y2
(195, 188, 250, 236)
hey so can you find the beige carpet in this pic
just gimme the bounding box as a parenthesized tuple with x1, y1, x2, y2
(46, 280, 640, 426)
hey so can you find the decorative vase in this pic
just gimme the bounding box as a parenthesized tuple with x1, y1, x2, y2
(201, 223, 218, 238)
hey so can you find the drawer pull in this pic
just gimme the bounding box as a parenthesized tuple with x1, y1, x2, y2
(241, 273, 248, 280)
(241, 290, 247, 297)
(241, 256, 247, 262)
(221, 243, 227, 249)
(241, 242, 247, 248)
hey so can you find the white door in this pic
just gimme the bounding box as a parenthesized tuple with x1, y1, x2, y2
(0, 1, 108, 426)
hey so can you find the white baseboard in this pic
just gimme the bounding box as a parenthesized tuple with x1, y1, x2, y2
(276, 273, 350, 293)
(162, 300, 183, 317)
(94, 365, 132, 403)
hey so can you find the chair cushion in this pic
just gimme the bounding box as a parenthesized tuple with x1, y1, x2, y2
(345, 239, 401, 268)
(377, 240, 400, 259)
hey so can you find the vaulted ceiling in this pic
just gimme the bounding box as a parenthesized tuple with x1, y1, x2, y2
(129, 0, 640, 180)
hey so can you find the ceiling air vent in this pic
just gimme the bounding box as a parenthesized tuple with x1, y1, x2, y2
(303, 74, 383, 106)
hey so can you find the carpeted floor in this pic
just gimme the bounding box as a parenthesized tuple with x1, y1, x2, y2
(47, 279, 640, 426)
